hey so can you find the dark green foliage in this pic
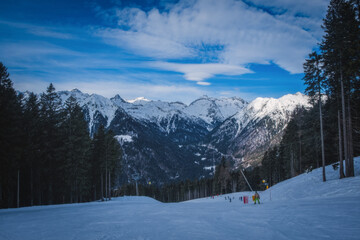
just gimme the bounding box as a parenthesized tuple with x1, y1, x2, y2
(39, 83, 63, 204)
(60, 96, 92, 203)
(89, 125, 122, 201)
(21, 92, 41, 206)
(301, 0, 360, 178)
(0, 67, 122, 208)
(0, 62, 23, 208)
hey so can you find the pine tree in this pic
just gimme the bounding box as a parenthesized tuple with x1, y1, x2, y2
(22, 92, 41, 205)
(39, 83, 62, 204)
(303, 52, 327, 181)
(60, 96, 91, 203)
(0, 62, 23, 208)
(104, 130, 122, 200)
(321, 0, 359, 177)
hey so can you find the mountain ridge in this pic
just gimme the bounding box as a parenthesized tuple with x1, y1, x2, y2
(55, 89, 310, 183)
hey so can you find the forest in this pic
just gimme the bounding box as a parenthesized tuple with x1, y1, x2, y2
(0, 74, 122, 208)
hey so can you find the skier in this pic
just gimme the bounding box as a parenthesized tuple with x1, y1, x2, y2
(253, 191, 260, 204)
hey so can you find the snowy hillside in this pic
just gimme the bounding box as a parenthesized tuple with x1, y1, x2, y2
(1, 158, 359, 240)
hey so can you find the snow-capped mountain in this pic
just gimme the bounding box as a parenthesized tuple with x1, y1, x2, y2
(57, 89, 309, 183)
(184, 95, 248, 128)
(58, 89, 118, 134)
(206, 92, 311, 167)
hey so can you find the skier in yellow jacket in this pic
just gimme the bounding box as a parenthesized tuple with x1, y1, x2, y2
(253, 191, 260, 204)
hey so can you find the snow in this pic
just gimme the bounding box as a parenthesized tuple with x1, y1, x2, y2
(204, 165, 215, 171)
(184, 95, 247, 126)
(1, 158, 360, 239)
(57, 90, 308, 138)
(115, 135, 133, 144)
(58, 89, 118, 131)
(234, 92, 311, 137)
(126, 97, 151, 103)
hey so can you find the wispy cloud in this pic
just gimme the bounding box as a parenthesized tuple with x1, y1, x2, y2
(0, 20, 75, 39)
(150, 62, 252, 83)
(96, 0, 324, 80)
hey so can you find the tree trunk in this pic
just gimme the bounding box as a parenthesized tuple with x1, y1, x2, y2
(290, 147, 295, 178)
(17, 170, 20, 208)
(340, 73, 349, 177)
(0, 181, 2, 203)
(319, 93, 326, 182)
(94, 185, 96, 201)
(101, 173, 104, 201)
(347, 98, 354, 177)
(30, 168, 34, 206)
(48, 181, 53, 205)
(70, 185, 73, 203)
(338, 111, 345, 178)
(135, 181, 139, 196)
(299, 133, 302, 173)
(105, 168, 108, 201)
(109, 171, 111, 200)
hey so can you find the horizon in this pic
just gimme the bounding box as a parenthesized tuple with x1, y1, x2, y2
(0, 0, 329, 104)
(36, 87, 305, 105)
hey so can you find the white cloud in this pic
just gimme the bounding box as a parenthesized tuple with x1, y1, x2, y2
(97, 0, 326, 78)
(13, 78, 208, 105)
(197, 81, 210, 86)
(150, 62, 252, 82)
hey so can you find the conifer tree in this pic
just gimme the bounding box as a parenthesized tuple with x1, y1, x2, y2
(22, 92, 41, 205)
(39, 83, 62, 204)
(321, 0, 359, 177)
(0, 62, 23, 208)
(303, 52, 327, 181)
(60, 96, 91, 203)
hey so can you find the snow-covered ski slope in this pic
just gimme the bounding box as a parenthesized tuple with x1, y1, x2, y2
(1, 158, 359, 240)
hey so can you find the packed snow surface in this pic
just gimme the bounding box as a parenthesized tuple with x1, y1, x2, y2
(1, 158, 359, 240)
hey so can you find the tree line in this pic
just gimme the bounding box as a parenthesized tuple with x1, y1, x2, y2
(117, 157, 263, 203)
(0, 64, 122, 209)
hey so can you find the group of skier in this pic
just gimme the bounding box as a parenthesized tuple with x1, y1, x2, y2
(223, 191, 260, 204)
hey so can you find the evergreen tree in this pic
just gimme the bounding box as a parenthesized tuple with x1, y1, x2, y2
(321, 0, 359, 177)
(303, 52, 327, 181)
(0, 62, 23, 208)
(90, 126, 121, 201)
(90, 125, 106, 200)
(60, 96, 91, 203)
(39, 83, 62, 204)
(22, 92, 41, 205)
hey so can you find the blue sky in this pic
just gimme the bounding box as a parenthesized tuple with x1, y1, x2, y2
(0, 0, 329, 103)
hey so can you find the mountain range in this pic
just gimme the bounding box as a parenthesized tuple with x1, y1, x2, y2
(57, 89, 310, 184)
